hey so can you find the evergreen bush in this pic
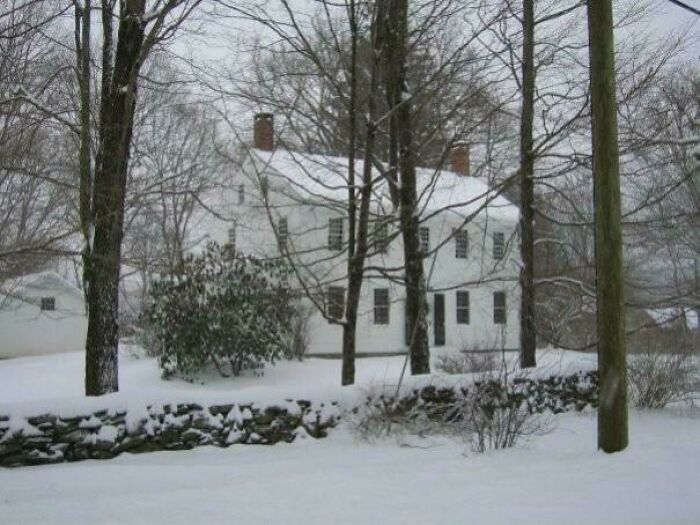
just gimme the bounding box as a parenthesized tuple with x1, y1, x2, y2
(145, 242, 299, 379)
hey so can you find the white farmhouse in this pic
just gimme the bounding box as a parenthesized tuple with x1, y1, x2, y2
(0, 271, 87, 359)
(200, 114, 521, 356)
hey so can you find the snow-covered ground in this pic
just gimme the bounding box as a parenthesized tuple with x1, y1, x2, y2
(1, 348, 699, 525)
(0, 346, 597, 417)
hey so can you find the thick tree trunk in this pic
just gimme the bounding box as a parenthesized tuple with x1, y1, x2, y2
(85, 1, 146, 396)
(385, 0, 430, 375)
(587, 0, 628, 452)
(519, 0, 537, 368)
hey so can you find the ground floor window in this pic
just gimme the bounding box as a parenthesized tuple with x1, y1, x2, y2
(493, 291, 506, 324)
(327, 287, 345, 320)
(40, 297, 55, 311)
(374, 288, 390, 324)
(456, 291, 470, 324)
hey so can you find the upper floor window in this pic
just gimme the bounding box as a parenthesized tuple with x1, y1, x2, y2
(419, 226, 430, 253)
(454, 229, 468, 259)
(328, 217, 344, 251)
(237, 184, 245, 205)
(278, 217, 288, 249)
(375, 221, 389, 254)
(327, 286, 345, 320)
(493, 291, 507, 324)
(493, 232, 505, 260)
(456, 291, 470, 324)
(227, 226, 236, 250)
(374, 288, 390, 325)
(40, 297, 55, 311)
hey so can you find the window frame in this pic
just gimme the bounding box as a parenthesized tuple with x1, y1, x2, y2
(375, 221, 389, 254)
(419, 226, 430, 254)
(328, 217, 344, 251)
(493, 291, 507, 324)
(327, 286, 345, 320)
(456, 290, 470, 324)
(227, 225, 236, 250)
(40, 297, 56, 312)
(374, 288, 390, 325)
(278, 217, 288, 249)
(454, 228, 468, 259)
(493, 232, 505, 260)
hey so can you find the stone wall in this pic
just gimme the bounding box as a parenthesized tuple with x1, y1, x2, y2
(1, 371, 598, 468)
(0, 400, 340, 468)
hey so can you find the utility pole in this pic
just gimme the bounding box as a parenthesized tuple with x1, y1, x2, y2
(587, 0, 628, 452)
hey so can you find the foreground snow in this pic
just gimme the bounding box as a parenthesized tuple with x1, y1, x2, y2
(1, 411, 699, 524)
(1, 348, 698, 524)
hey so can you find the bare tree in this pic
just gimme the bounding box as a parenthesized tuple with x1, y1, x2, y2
(73, 0, 203, 395)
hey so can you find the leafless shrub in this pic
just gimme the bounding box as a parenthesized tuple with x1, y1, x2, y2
(446, 373, 553, 453)
(435, 351, 497, 375)
(627, 350, 698, 409)
(348, 389, 435, 441)
(349, 368, 554, 451)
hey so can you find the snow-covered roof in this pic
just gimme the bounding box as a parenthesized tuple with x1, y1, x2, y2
(244, 148, 519, 222)
(646, 307, 699, 331)
(1, 271, 84, 300)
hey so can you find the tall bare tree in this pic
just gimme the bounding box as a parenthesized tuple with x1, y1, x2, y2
(73, 0, 203, 395)
(519, 0, 536, 367)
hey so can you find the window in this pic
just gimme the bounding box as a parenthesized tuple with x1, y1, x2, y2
(40, 297, 55, 311)
(278, 217, 288, 249)
(328, 218, 344, 250)
(375, 222, 389, 254)
(493, 232, 505, 260)
(237, 184, 245, 205)
(227, 226, 236, 250)
(374, 288, 390, 325)
(493, 291, 507, 324)
(419, 226, 430, 253)
(456, 291, 470, 324)
(327, 287, 345, 320)
(455, 229, 468, 259)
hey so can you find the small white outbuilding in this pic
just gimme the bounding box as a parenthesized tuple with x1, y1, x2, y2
(0, 271, 87, 359)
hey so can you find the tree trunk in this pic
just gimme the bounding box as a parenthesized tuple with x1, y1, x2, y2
(519, 0, 537, 368)
(85, 1, 146, 396)
(76, 0, 92, 304)
(587, 0, 628, 452)
(385, 0, 430, 375)
(342, 0, 382, 385)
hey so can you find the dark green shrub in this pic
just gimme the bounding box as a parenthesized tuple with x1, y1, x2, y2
(145, 242, 298, 379)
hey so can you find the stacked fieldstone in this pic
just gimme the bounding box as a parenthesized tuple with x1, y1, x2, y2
(0, 400, 340, 468)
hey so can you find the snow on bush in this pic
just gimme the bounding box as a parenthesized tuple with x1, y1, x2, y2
(144, 243, 302, 380)
(350, 371, 597, 450)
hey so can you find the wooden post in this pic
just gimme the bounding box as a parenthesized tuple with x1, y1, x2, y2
(587, 0, 628, 452)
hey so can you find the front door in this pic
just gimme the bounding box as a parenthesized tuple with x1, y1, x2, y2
(434, 293, 445, 346)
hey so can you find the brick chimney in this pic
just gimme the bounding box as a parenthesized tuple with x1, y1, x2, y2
(254, 112, 274, 151)
(450, 143, 470, 176)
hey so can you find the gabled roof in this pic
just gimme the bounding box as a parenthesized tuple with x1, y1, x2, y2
(1, 271, 84, 301)
(243, 148, 519, 223)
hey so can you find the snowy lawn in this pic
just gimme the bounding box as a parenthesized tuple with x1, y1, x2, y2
(1, 348, 699, 524)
